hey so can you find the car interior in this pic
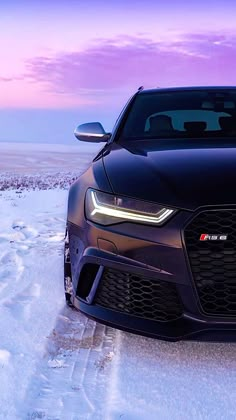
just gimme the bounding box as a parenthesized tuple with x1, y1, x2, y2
(121, 91, 236, 139)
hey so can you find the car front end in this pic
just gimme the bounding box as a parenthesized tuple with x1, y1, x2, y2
(66, 86, 236, 341)
(67, 187, 236, 341)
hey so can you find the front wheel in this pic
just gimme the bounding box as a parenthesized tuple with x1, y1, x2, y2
(64, 230, 73, 307)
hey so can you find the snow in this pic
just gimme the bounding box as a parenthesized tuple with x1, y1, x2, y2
(0, 143, 236, 419)
(0, 141, 101, 191)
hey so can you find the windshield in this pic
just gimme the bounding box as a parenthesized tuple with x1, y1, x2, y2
(120, 89, 236, 141)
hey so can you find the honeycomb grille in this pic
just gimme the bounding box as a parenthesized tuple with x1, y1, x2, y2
(94, 268, 183, 322)
(185, 210, 236, 317)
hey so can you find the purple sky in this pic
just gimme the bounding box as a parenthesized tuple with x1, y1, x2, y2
(1, 0, 236, 143)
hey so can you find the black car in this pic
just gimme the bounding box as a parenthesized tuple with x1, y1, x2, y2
(64, 86, 236, 341)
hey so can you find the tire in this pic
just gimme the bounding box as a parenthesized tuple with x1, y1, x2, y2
(64, 230, 73, 307)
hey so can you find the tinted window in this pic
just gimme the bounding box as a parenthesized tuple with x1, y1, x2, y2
(120, 90, 236, 140)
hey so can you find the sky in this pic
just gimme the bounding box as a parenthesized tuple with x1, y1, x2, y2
(1, 0, 236, 143)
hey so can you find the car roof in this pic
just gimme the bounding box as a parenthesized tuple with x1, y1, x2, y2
(139, 86, 236, 94)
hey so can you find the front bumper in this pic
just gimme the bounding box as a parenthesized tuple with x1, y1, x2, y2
(73, 297, 236, 341)
(68, 209, 236, 342)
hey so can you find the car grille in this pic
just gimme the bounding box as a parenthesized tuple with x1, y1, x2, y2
(94, 268, 183, 322)
(185, 210, 236, 317)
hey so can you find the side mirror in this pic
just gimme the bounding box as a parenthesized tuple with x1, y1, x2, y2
(74, 122, 111, 143)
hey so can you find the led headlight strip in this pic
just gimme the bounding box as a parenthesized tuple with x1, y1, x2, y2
(87, 189, 176, 225)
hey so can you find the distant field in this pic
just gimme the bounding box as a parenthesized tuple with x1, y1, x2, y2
(0, 142, 101, 173)
(0, 142, 101, 190)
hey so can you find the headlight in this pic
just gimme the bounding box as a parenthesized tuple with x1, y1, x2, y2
(85, 189, 176, 226)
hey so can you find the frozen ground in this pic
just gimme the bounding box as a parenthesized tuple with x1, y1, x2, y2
(0, 143, 236, 419)
(0, 142, 101, 190)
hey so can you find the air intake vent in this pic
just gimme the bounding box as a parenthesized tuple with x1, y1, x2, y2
(94, 268, 183, 322)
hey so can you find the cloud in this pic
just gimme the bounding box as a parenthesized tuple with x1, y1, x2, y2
(3, 33, 236, 99)
(0, 76, 16, 82)
(0, 75, 24, 83)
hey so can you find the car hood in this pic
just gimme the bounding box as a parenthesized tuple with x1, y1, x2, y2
(102, 140, 236, 211)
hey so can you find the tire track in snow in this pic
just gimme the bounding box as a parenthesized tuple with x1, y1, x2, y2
(25, 308, 118, 420)
(103, 330, 123, 420)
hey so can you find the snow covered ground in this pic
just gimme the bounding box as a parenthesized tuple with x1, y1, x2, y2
(0, 142, 101, 190)
(0, 143, 236, 420)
